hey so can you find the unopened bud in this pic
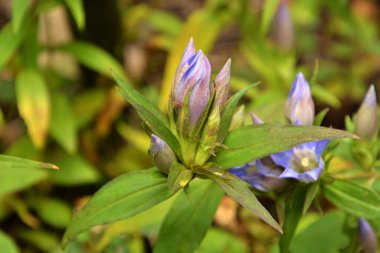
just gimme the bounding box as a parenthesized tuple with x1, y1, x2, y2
(355, 85, 378, 140)
(285, 72, 315, 125)
(250, 112, 264, 125)
(358, 218, 378, 253)
(271, 0, 294, 50)
(214, 59, 231, 110)
(149, 134, 177, 174)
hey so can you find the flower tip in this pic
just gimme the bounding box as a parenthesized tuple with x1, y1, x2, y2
(250, 112, 264, 125)
(364, 84, 377, 107)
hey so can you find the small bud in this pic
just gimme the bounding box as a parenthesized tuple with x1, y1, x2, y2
(354, 85, 378, 140)
(149, 134, 177, 174)
(214, 59, 231, 110)
(250, 112, 264, 125)
(194, 106, 220, 165)
(271, 0, 294, 50)
(358, 218, 378, 253)
(285, 72, 315, 126)
(229, 105, 245, 131)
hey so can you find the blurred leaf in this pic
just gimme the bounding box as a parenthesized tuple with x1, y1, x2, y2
(58, 41, 126, 80)
(64, 0, 85, 30)
(49, 92, 77, 154)
(20, 229, 59, 252)
(35, 0, 61, 14)
(199, 166, 282, 233)
(218, 82, 259, 141)
(147, 10, 182, 37)
(51, 155, 100, 186)
(324, 179, 380, 219)
(117, 123, 150, 153)
(213, 124, 356, 169)
(34, 198, 72, 229)
(0, 155, 57, 198)
(197, 228, 248, 253)
(0, 23, 25, 71)
(113, 74, 180, 157)
(290, 211, 348, 253)
(62, 168, 172, 248)
(11, 0, 28, 33)
(0, 230, 19, 253)
(158, 8, 230, 110)
(154, 179, 224, 253)
(280, 188, 306, 253)
(16, 69, 50, 149)
(95, 196, 175, 251)
(312, 85, 341, 108)
(260, 0, 280, 36)
(313, 108, 329, 126)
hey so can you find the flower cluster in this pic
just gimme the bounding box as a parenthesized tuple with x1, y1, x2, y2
(230, 73, 329, 191)
(149, 38, 231, 174)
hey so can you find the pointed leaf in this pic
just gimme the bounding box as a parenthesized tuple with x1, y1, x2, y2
(57, 41, 125, 80)
(64, 0, 85, 29)
(214, 124, 356, 169)
(16, 69, 50, 149)
(218, 83, 259, 141)
(62, 168, 172, 247)
(0, 155, 57, 198)
(323, 179, 380, 219)
(154, 179, 224, 253)
(195, 165, 282, 233)
(12, 0, 28, 33)
(303, 183, 320, 214)
(113, 74, 180, 157)
(0, 23, 25, 70)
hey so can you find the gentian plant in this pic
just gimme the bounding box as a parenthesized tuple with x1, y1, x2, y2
(61, 39, 358, 253)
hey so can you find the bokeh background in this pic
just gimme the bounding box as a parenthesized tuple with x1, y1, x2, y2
(0, 0, 379, 252)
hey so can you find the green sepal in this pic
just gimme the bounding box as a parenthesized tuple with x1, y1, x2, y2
(303, 183, 320, 214)
(167, 162, 193, 195)
(194, 106, 220, 166)
(313, 108, 329, 126)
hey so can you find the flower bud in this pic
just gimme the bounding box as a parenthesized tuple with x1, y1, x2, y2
(285, 72, 315, 126)
(358, 218, 378, 253)
(250, 112, 264, 125)
(354, 85, 378, 140)
(214, 59, 231, 110)
(149, 134, 177, 174)
(271, 0, 294, 50)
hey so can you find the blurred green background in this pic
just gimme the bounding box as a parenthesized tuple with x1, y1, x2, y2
(0, 0, 379, 252)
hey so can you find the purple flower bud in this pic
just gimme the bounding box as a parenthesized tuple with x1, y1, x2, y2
(214, 59, 231, 109)
(358, 218, 378, 253)
(355, 85, 378, 140)
(173, 38, 195, 90)
(149, 134, 177, 174)
(250, 112, 264, 125)
(285, 73, 315, 126)
(271, 0, 294, 50)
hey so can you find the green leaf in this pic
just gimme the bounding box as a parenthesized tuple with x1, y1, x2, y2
(0, 230, 19, 253)
(280, 188, 306, 253)
(0, 23, 25, 70)
(196, 165, 282, 233)
(197, 228, 248, 253)
(260, 0, 280, 36)
(57, 41, 125, 80)
(0, 155, 57, 198)
(113, 74, 181, 158)
(290, 211, 348, 253)
(64, 0, 85, 30)
(16, 69, 50, 149)
(11, 0, 28, 33)
(62, 168, 172, 247)
(323, 179, 380, 219)
(49, 92, 77, 154)
(50, 155, 100, 186)
(34, 198, 72, 229)
(313, 108, 329, 126)
(303, 183, 320, 214)
(154, 179, 224, 253)
(218, 82, 259, 142)
(214, 124, 356, 169)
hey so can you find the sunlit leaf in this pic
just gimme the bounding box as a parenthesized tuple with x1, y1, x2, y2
(16, 69, 50, 149)
(213, 124, 356, 169)
(197, 228, 248, 253)
(324, 179, 380, 219)
(62, 168, 172, 247)
(260, 0, 280, 36)
(154, 179, 224, 253)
